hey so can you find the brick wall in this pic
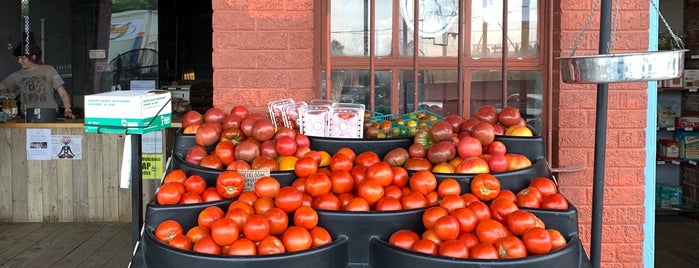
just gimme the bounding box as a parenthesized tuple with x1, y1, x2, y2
(211, 0, 315, 114)
(553, 0, 648, 267)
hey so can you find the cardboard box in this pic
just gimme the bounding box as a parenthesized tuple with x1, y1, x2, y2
(84, 90, 172, 134)
(675, 131, 699, 160)
(675, 117, 699, 128)
(684, 69, 699, 89)
(656, 183, 682, 207)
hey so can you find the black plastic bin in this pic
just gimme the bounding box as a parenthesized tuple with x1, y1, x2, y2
(494, 135, 546, 162)
(308, 136, 414, 159)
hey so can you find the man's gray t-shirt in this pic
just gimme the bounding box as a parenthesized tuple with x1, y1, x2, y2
(0, 65, 64, 111)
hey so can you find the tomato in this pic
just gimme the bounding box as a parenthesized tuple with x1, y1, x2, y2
(201, 187, 223, 202)
(400, 191, 429, 209)
(318, 151, 332, 167)
(440, 194, 467, 213)
(227, 159, 252, 171)
(475, 219, 510, 245)
(210, 218, 240, 246)
(183, 175, 207, 195)
(522, 227, 552, 255)
(305, 173, 333, 197)
(301, 193, 314, 208)
(163, 169, 187, 184)
(461, 193, 480, 206)
(335, 147, 357, 163)
(494, 235, 527, 259)
(383, 185, 403, 200)
(303, 150, 323, 165)
(374, 196, 403, 211)
(469, 242, 498, 259)
(181, 110, 204, 128)
(198, 206, 225, 230)
(350, 165, 368, 186)
(229, 200, 255, 216)
(391, 166, 409, 188)
(389, 229, 421, 250)
(516, 187, 541, 208)
(293, 206, 319, 230)
(254, 176, 280, 198)
(186, 225, 210, 244)
(168, 234, 192, 250)
(366, 161, 394, 187)
(457, 232, 479, 248)
(506, 210, 540, 236)
(548, 229, 567, 251)
(329, 152, 353, 172)
(185, 145, 208, 165)
(355, 151, 381, 168)
(230, 105, 249, 119)
(469, 173, 500, 201)
(357, 179, 385, 206)
(275, 186, 304, 213)
(433, 215, 460, 241)
(253, 197, 275, 215)
(449, 207, 479, 234)
(179, 192, 203, 204)
(281, 226, 313, 252)
(403, 157, 433, 172)
(411, 238, 438, 255)
(155, 219, 184, 243)
(193, 235, 222, 255)
(237, 191, 258, 206)
(200, 155, 224, 170)
(195, 123, 222, 147)
(275, 135, 298, 157)
(541, 193, 569, 210)
(291, 177, 307, 192)
(216, 171, 245, 199)
(330, 170, 355, 195)
(344, 197, 370, 211)
(312, 192, 341, 211)
(262, 207, 288, 236)
(243, 214, 270, 242)
(337, 193, 354, 209)
(437, 178, 461, 198)
(225, 207, 251, 229)
(295, 156, 319, 178)
(528, 177, 558, 197)
(489, 197, 519, 224)
(422, 206, 449, 230)
(214, 140, 236, 165)
(495, 190, 517, 203)
(425, 191, 439, 207)
(467, 201, 491, 221)
(220, 126, 244, 144)
(310, 226, 332, 247)
(409, 170, 438, 195)
(438, 239, 469, 258)
(257, 235, 286, 255)
(251, 155, 279, 171)
(225, 238, 257, 256)
(157, 182, 185, 205)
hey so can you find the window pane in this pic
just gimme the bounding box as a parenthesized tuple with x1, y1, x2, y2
(400, 70, 458, 116)
(321, 70, 392, 114)
(471, 0, 538, 58)
(398, 0, 460, 57)
(331, 0, 392, 56)
(470, 70, 543, 133)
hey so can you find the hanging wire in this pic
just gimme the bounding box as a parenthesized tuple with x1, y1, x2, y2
(650, 0, 685, 49)
(608, 0, 619, 51)
(568, 0, 602, 57)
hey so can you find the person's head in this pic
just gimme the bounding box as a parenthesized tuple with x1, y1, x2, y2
(12, 33, 43, 67)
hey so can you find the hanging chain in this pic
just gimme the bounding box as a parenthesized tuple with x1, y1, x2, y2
(568, 0, 602, 57)
(608, 0, 619, 52)
(21, 0, 30, 56)
(650, 0, 685, 49)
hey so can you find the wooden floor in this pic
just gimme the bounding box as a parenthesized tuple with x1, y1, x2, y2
(0, 222, 132, 268)
(0, 214, 696, 268)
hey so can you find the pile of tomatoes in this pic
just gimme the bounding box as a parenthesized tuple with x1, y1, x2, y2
(387, 174, 569, 259)
(156, 169, 250, 205)
(154, 176, 333, 255)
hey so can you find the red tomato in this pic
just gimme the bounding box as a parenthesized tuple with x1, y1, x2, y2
(433, 215, 461, 241)
(310, 226, 333, 247)
(225, 238, 257, 256)
(275, 186, 304, 213)
(210, 218, 240, 246)
(237, 191, 258, 206)
(469, 242, 499, 259)
(225, 207, 251, 229)
(357, 179, 385, 205)
(157, 182, 185, 205)
(215, 140, 236, 165)
(168, 234, 192, 251)
(184, 175, 207, 195)
(181, 110, 204, 128)
(400, 191, 429, 210)
(264, 207, 289, 236)
(506, 210, 540, 236)
(374, 196, 403, 211)
(461, 193, 480, 206)
(469, 173, 501, 201)
(201, 187, 223, 202)
(193, 235, 222, 255)
(457, 232, 479, 248)
(409, 170, 438, 195)
(383, 185, 403, 200)
(437, 178, 461, 198)
(253, 197, 275, 215)
(291, 177, 307, 192)
(438, 239, 469, 258)
(229, 200, 255, 216)
(423, 206, 449, 230)
(257, 235, 285, 255)
(178, 191, 203, 204)
(216, 171, 245, 199)
(293, 206, 319, 230)
(411, 238, 438, 255)
(548, 229, 567, 251)
(199, 155, 223, 170)
(529, 177, 559, 197)
(425, 191, 439, 207)
(355, 151, 381, 168)
(163, 169, 187, 184)
(489, 197, 519, 224)
(243, 214, 270, 242)
(344, 197, 370, 211)
(467, 201, 492, 221)
(305, 173, 333, 197)
(475, 219, 510, 245)
(440, 194, 467, 213)
(337, 193, 354, 209)
(494, 236, 527, 259)
(522, 227, 552, 255)
(198, 206, 225, 230)
(389, 229, 421, 250)
(282, 226, 313, 252)
(275, 136, 298, 157)
(330, 170, 355, 195)
(312, 192, 342, 211)
(301, 193, 314, 208)
(186, 225, 210, 244)
(335, 147, 357, 163)
(495, 189, 518, 203)
(329, 152, 353, 172)
(254, 176, 280, 199)
(350, 165, 368, 186)
(516, 190, 542, 208)
(295, 156, 319, 178)
(540, 193, 569, 210)
(391, 166, 409, 188)
(366, 161, 394, 187)
(155, 219, 183, 243)
(449, 207, 479, 234)
(517, 187, 542, 201)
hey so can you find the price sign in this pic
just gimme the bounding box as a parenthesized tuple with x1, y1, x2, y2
(239, 170, 271, 191)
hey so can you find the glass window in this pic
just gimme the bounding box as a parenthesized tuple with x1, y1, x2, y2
(331, 0, 392, 56)
(321, 70, 393, 114)
(471, 0, 539, 58)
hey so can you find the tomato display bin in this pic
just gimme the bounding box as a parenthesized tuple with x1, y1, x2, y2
(493, 135, 546, 162)
(143, 198, 233, 234)
(316, 207, 427, 267)
(172, 131, 215, 157)
(308, 136, 413, 159)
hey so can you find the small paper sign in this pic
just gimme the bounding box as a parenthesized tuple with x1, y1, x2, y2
(238, 170, 272, 191)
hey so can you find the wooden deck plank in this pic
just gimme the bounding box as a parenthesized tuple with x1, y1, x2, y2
(76, 223, 132, 267)
(72, 129, 89, 222)
(0, 129, 12, 221)
(87, 133, 104, 221)
(11, 128, 28, 222)
(42, 158, 58, 222)
(1, 223, 101, 267)
(26, 160, 43, 222)
(0, 223, 65, 265)
(51, 223, 130, 267)
(102, 134, 120, 222)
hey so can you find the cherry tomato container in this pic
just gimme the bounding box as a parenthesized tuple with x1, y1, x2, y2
(493, 135, 546, 162)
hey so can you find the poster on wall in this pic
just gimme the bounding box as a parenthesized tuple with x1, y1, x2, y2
(51, 135, 82, 160)
(26, 129, 51, 160)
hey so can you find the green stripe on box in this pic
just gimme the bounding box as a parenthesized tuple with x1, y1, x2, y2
(84, 114, 171, 134)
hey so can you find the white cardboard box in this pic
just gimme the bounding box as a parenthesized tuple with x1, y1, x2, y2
(84, 90, 172, 134)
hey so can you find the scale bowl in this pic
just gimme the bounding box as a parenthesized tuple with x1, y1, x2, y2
(559, 50, 687, 84)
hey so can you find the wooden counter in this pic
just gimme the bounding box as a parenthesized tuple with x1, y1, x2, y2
(0, 118, 178, 222)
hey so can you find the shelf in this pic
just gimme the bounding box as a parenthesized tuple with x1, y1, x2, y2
(658, 87, 699, 92)
(656, 159, 698, 166)
(657, 126, 699, 131)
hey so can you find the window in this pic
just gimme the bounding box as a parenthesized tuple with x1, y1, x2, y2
(315, 0, 548, 135)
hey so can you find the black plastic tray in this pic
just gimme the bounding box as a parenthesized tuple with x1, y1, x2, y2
(172, 131, 215, 157)
(308, 136, 414, 159)
(143, 198, 233, 232)
(494, 135, 546, 162)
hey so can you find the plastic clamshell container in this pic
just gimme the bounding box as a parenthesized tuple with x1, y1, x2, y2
(300, 104, 332, 137)
(268, 98, 295, 128)
(494, 135, 546, 162)
(308, 135, 414, 159)
(329, 107, 364, 138)
(283, 101, 307, 131)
